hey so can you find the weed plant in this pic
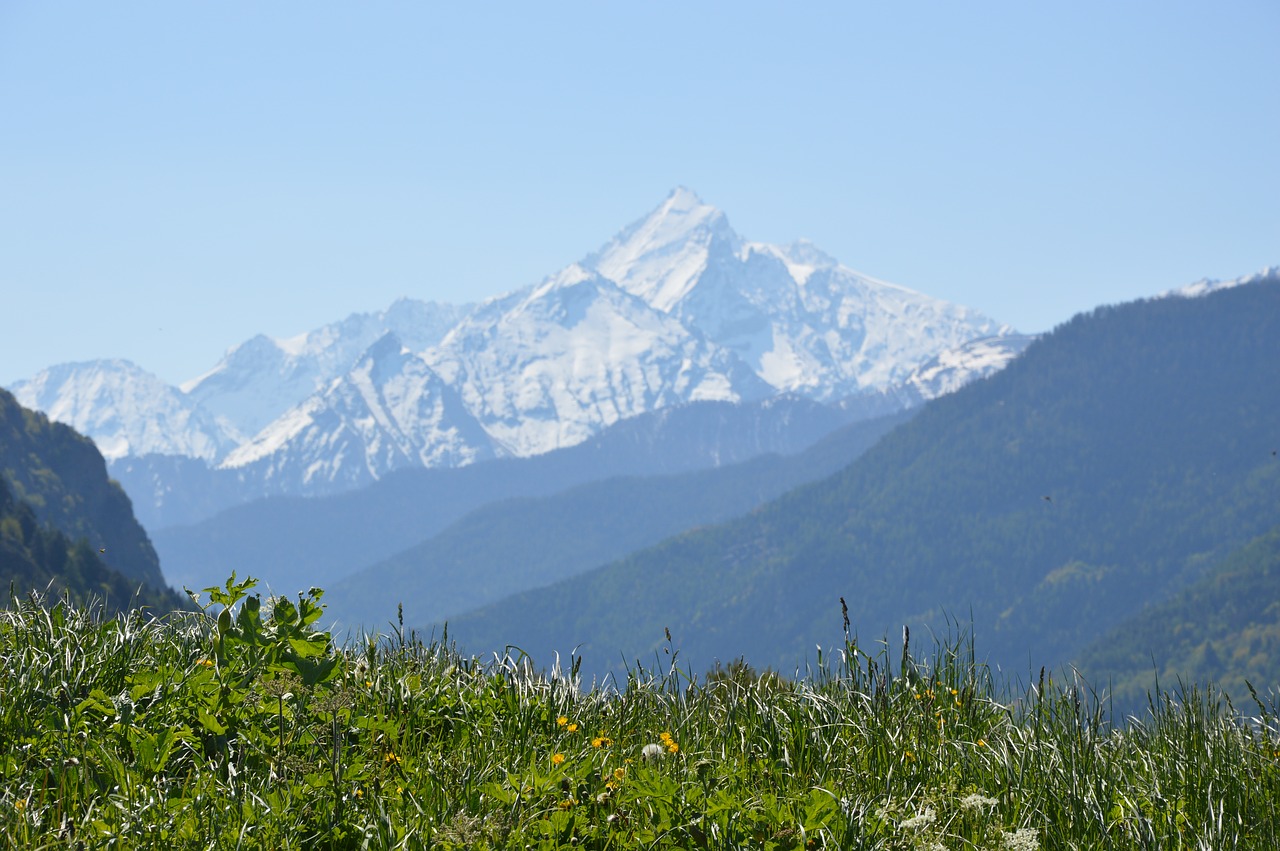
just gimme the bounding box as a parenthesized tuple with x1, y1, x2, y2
(1, 578, 1278, 849)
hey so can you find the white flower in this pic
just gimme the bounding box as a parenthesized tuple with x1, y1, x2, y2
(1002, 827, 1040, 851)
(900, 807, 936, 831)
(641, 743, 666, 762)
(960, 792, 998, 812)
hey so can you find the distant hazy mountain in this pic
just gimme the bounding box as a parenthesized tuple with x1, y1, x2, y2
(10, 360, 236, 461)
(11, 189, 1017, 518)
(438, 275, 1280, 684)
(182, 298, 473, 440)
(0, 388, 185, 612)
(218, 333, 498, 493)
(323, 410, 912, 633)
(152, 393, 894, 596)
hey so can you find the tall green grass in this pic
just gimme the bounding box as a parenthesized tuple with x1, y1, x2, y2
(1, 578, 1277, 849)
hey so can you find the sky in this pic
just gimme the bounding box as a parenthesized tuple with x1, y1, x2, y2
(2, 2, 1276, 386)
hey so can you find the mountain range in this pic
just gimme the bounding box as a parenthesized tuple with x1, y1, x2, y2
(9, 188, 1018, 526)
(435, 275, 1280, 695)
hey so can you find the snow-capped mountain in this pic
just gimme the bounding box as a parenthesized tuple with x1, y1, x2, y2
(218, 332, 496, 492)
(1163, 266, 1280, 300)
(9, 360, 236, 461)
(902, 334, 1037, 402)
(10, 188, 1034, 515)
(423, 265, 773, 456)
(585, 187, 1011, 399)
(184, 299, 471, 440)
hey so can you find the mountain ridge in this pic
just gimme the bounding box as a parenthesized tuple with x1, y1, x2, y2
(436, 276, 1280, 685)
(10, 189, 1018, 517)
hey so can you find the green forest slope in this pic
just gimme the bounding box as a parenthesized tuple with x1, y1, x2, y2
(325, 412, 909, 631)
(441, 279, 1280, 687)
(1078, 525, 1280, 709)
(0, 388, 184, 612)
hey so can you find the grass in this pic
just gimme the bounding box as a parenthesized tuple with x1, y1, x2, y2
(1, 577, 1278, 849)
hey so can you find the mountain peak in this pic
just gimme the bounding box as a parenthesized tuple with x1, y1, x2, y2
(583, 189, 739, 311)
(663, 185, 706, 211)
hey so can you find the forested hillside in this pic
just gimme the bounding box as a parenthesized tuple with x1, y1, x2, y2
(0, 388, 167, 590)
(441, 279, 1280, 686)
(325, 411, 910, 631)
(0, 389, 185, 612)
(1079, 525, 1280, 709)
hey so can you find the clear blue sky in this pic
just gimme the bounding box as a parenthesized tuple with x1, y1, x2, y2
(2, 2, 1276, 386)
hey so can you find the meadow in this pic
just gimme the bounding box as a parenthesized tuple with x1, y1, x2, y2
(1, 576, 1277, 849)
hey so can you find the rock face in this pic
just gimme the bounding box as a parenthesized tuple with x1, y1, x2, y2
(10, 189, 1020, 511)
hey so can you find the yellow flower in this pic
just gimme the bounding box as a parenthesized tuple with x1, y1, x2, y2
(659, 731, 673, 743)
(566, 723, 578, 733)
(556, 716, 568, 727)
(558, 798, 574, 810)
(613, 767, 626, 781)
(365, 679, 373, 689)
(196, 658, 215, 668)
(977, 739, 987, 747)
(592, 736, 613, 748)
(385, 752, 400, 765)
(552, 753, 566, 766)
(14, 799, 26, 812)
(905, 750, 915, 762)
(667, 742, 679, 754)
(353, 788, 363, 799)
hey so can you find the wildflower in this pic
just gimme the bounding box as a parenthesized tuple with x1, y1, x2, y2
(900, 807, 936, 831)
(1002, 827, 1040, 851)
(659, 731, 673, 743)
(977, 738, 987, 748)
(566, 722, 578, 733)
(365, 679, 373, 689)
(196, 658, 215, 668)
(558, 798, 573, 810)
(14, 799, 26, 812)
(960, 792, 998, 812)
(613, 767, 626, 781)
(904, 750, 915, 763)
(592, 736, 613, 748)
(384, 752, 400, 765)
(641, 743, 666, 762)
(353, 788, 363, 799)
(667, 741, 679, 754)
(556, 716, 568, 727)
(552, 753, 566, 766)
